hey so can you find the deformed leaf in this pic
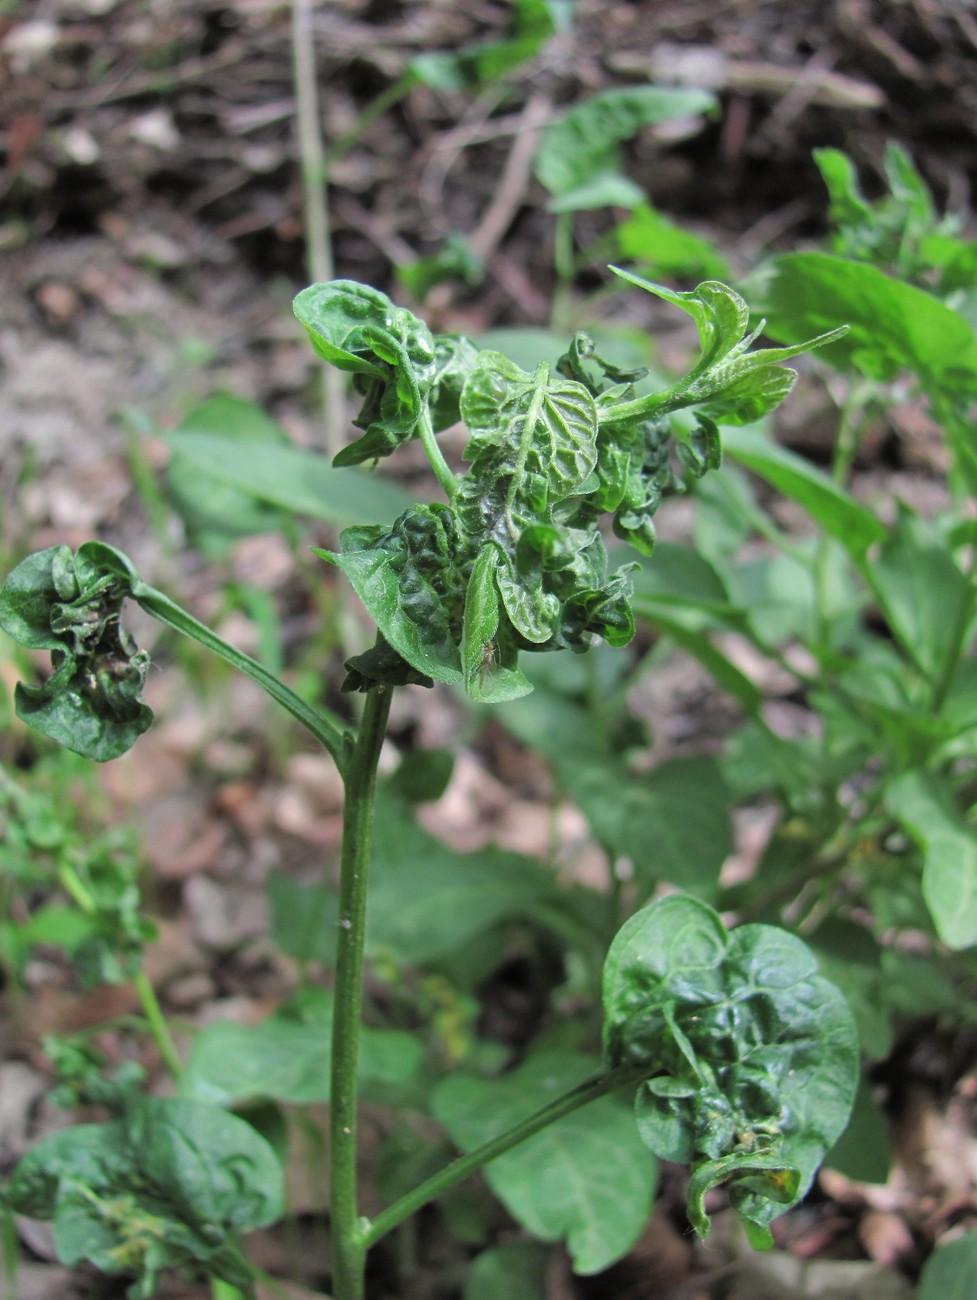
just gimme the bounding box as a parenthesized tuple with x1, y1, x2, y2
(293, 280, 440, 465)
(602, 895, 858, 1239)
(8, 1096, 283, 1297)
(607, 268, 848, 427)
(0, 544, 154, 761)
(433, 1051, 658, 1274)
(316, 506, 468, 689)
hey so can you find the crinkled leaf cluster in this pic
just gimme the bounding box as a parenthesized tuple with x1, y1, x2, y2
(293, 279, 478, 466)
(602, 895, 858, 1245)
(299, 276, 844, 701)
(6, 1096, 283, 1299)
(0, 543, 152, 761)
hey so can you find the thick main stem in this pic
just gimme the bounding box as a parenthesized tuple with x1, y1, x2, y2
(330, 685, 393, 1300)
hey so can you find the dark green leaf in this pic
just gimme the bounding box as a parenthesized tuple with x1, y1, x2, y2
(465, 1241, 550, 1300)
(616, 203, 730, 280)
(388, 748, 455, 803)
(503, 690, 734, 899)
(824, 1078, 891, 1185)
(602, 895, 858, 1238)
(367, 803, 553, 963)
(433, 1052, 658, 1274)
(268, 871, 337, 965)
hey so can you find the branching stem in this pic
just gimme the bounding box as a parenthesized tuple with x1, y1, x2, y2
(133, 583, 352, 774)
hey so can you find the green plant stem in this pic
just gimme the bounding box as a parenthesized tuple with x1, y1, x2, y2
(133, 970, 183, 1081)
(330, 683, 393, 1300)
(812, 380, 874, 660)
(360, 1061, 647, 1251)
(324, 72, 415, 168)
(417, 407, 458, 501)
(132, 583, 352, 774)
(551, 211, 576, 331)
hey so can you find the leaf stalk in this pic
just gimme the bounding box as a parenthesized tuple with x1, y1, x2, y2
(359, 1061, 648, 1251)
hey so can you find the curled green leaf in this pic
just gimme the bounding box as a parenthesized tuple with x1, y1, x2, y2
(602, 895, 858, 1239)
(0, 544, 153, 761)
(294, 280, 476, 466)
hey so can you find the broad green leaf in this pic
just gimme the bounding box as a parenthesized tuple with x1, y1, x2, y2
(616, 203, 730, 280)
(633, 610, 764, 715)
(164, 432, 412, 527)
(0, 544, 153, 761)
(751, 252, 977, 394)
(465, 1240, 549, 1300)
(164, 395, 289, 548)
(824, 1078, 891, 1185)
(367, 803, 553, 963)
(535, 85, 717, 213)
(885, 772, 977, 949)
(812, 919, 892, 1060)
(917, 1231, 977, 1300)
(603, 895, 858, 1238)
(870, 505, 972, 681)
(397, 236, 486, 300)
(180, 992, 423, 1106)
(268, 871, 337, 965)
(721, 427, 886, 557)
(503, 691, 733, 899)
(433, 1052, 658, 1274)
(566, 754, 733, 899)
(8, 1096, 283, 1297)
